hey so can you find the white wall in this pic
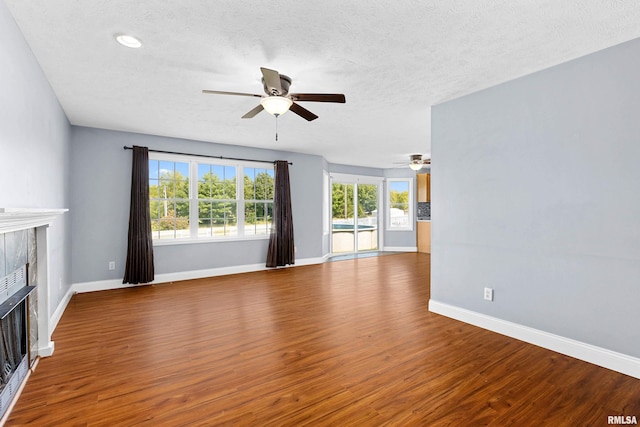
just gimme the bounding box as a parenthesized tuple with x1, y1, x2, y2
(431, 38, 640, 360)
(0, 1, 72, 318)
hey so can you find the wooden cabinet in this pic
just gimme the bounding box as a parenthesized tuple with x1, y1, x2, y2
(416, 173, 431, 254)
(417, 174, 430, 202)
(417, 221, 431, 253)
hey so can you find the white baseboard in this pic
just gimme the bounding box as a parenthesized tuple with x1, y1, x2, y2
(50, 285, 74, 331)
(38, 341, 55, 358)
(72, 278, 136, 294)
(296, 254, 331, 265)
(72, 255, 329, 294)
(383, 246, 417, 252)
(428, 299, 640, 379)
(34, 285, 75, 358)
(152, 262, 267, 284)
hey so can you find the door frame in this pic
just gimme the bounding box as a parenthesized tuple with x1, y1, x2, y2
(328, 173, 384, 255)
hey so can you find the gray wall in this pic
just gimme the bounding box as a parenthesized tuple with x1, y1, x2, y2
(431, 38, 640, 357)
(70, 126, 325, 284)
(328, 163, 384, 177)
(0, 1, 72, 314)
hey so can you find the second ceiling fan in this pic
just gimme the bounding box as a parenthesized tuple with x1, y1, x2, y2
(202, 67, 345, 121)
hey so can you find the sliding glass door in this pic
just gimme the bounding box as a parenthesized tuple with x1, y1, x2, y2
(356, 184, 378, 252)
(332, 182, 356, 253)
(330, 176, 381, 255)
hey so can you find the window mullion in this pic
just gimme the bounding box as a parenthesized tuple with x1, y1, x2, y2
(237, 165, 244, 237)
(189, 160, 198, 238)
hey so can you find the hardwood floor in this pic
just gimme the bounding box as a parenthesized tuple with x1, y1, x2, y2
(6, 253, 640, 426)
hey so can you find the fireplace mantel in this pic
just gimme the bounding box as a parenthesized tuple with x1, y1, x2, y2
(0, 208, 68, 234)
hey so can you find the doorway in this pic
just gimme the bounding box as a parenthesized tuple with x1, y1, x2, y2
(330, 175, 382, 255)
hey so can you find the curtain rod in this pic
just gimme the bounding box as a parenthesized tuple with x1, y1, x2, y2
(123, 146, 292, 165)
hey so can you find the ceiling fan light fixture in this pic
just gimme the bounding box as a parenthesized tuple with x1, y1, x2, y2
(409, 162, 424, 171)
(260, 96, 293, 116)
(115, 34, 143, 49)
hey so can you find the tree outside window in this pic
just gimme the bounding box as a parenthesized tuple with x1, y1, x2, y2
(149, 160, 190, 239)
(148, 155, 275, 242)
(387, 179, 413, 230)
(243, 167, 274, 235)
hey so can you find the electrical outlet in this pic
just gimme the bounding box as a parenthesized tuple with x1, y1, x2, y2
(109, 261, 116, 270)
(484, 287, 494, 301)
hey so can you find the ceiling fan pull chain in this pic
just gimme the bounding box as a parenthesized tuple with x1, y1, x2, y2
(275, 115, 279, 142)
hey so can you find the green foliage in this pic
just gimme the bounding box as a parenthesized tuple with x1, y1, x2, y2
(149, 163, 276, 233)
(332, 183, 354, 219)
(244, 171, 274, 200)
(149, 169, 189, 223)
(153, 210, 189, 231)
(357, 184, 377, 216)
(390, 190, 409, 211)
(332, 183, 378, 219)
(197, 172, 237, 224)
(244, 171, 274, 224)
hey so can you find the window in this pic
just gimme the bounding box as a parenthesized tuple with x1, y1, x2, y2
(149, 160, 190, 239)
(243, 167, 274, 236)
(148, 154, 274, 242)
(387, 178, 413, 230)
(197, 164, 237, 237)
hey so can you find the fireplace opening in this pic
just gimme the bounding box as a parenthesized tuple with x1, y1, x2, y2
(0, 264, 35, 418)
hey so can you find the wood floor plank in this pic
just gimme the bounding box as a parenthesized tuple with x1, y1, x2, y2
(6, 253, 640, 426)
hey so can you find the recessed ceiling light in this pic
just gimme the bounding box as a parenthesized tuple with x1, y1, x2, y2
(115, 34, 143, 49)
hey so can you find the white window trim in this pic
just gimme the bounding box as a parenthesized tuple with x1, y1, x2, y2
(323, 170, 330, 238)
(149, 152, 274, 245)
(386, 178, 414, 231)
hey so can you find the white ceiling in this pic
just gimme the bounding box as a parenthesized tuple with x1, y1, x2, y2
(5, 1, 640, 168)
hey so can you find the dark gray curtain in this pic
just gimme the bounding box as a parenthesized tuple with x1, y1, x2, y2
(266, 161, 295, 267)
(123, 146, 155, 284)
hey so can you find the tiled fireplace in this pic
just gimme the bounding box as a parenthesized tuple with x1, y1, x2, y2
(0, 264, 34, 417)
(0, 208, 66, 419)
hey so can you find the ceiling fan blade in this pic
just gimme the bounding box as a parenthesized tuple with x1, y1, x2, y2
(241, 104, 264, 119)
(290, 93, 346, 103)
(260, 67, 282, 95)
(202, 90, 262, 98)
(289, 102, 318, 121)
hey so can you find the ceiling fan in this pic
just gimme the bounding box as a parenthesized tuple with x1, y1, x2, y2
(395, 154, 431, 171)
(202, 67, 346, 121)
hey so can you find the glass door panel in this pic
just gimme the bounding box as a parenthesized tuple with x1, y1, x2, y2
(331, 183, 355, 253)
(357, 184, 378, 251)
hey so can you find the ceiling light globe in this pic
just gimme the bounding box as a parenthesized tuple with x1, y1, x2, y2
(261, 96, 293, 116)
(115, 34, 143, 48)
(409, 163, 424, 171)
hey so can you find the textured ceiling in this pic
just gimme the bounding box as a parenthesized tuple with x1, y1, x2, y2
(5, 1, 640, 168)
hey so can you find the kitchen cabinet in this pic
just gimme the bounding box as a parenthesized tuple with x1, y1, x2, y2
(417, 173, 430, 202)
(417, 173, 431, 253)
(417, 221, 431, 253)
